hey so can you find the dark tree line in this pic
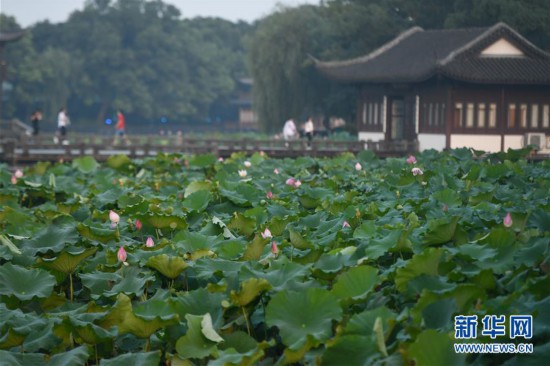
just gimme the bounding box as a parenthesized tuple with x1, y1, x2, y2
(2, 0, 549, 133)
(1, 0, 252, 130)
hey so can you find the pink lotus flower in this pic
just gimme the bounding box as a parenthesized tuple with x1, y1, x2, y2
(271, 241, 279, 256)
(261, 228, 272, 239)
(244, 161, 251, 168)
(355, 162, 362, 171)
(274, 168, 279, 175)
(145, 236, 155, 247)
(342, 221, 350, 228)
(218, 157, 224, 162)
(406, 155, 417, 164)
(286, 178, 295, 186)
(109, 210, 120, 225)
(11, 175, 17, 184)
(238, 170, 247, 178)
(117, 246, 128, 264)
(14, 169, 23, 178)
(266, 191, 273, 199)
(294, 180, 302, 188)
(503, 212, 513, 227)
(411, 167, 423, 176)
(135, 219, 142, 231)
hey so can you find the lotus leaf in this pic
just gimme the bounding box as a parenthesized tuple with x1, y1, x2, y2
(176, 314, 219, 359)
(201, 313, 224, 343)
(37, 247, 97, 274)
(0, 234, 21, 255)
(100, 350, 161, 366)
(46, 345, 89, 366)
(395, 248, 443, 292)
(77, 223, 119, 243)
(230, 278, 271, 307)
(321, 334, 380, 366)
(100, 293, 178, 338)
(138, 212, 187, 230)
(184, 181, 212, 198)
(146, 254, 189, 279)
(72, 156, 99, 174)
(182, 190, 211, 212)
(105, 154, 132, 170)
(331, 265, 379, 300)
(408, 329, 464, 366)
(172, 288, 224, 327)
(265, 288, 343, 350)
(0, 263, 56, 301)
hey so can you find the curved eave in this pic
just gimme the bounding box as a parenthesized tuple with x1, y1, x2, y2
(0, 30, 27, 43)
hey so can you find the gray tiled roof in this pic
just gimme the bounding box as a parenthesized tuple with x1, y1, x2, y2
(0, 30, 26, 43)
(315, 23, 550, 85)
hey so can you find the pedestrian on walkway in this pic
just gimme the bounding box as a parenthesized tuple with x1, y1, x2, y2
(55, 107, 70, 144)
(113, 109, 130, 145)
(30, 109, 42, 136)
(304, 116, 314, 148)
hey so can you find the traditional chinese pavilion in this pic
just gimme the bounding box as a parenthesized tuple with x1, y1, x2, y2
(315, 23, 550, 153)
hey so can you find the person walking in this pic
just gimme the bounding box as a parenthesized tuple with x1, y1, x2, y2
(304, 116, 314, 148)
(30, 109, 42, 136)
(55, 107, 70, 144)
(113, 109, 130, 145)
(283, 118, 298, 142)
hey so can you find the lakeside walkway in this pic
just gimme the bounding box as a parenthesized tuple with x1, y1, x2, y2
(0, 134, 417, 165)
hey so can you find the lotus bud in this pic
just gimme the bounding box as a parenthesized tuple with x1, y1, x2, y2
(266, 191, 273, 199)
(145, 236, 155, 247)
(286, 178, 295, 186)
(271, 241, 279, 256)
(117, 246, 128, 265)
(503, 212, 513, 227)
(294, 180, 302, 188)
(238, 170, 247, 178)
(274, 168, 279, 175)
(135, 219, 142, 231)
(342, 221, 350, 228)
(355, 162, 362, 171)
(406, 155, 417, 164)
(244, 161, 251, 168)
(11, 175, 17, 184)
(14, 169, 23, 178)
(109, 210, 120, 225)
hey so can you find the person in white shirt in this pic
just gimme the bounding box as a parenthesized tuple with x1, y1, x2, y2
(55, 107, 70, 144)
(304, 117, 314, 147)
(283, 118, 298, 141)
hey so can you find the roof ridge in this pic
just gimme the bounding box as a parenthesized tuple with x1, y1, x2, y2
(438, 22, 550, 66)
(315, 26, 423, 68)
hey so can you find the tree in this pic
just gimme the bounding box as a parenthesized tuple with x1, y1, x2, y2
(249, 1, 405, 133)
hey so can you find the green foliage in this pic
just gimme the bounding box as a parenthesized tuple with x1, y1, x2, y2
(0, 149, 549, 364)
(2, 1, 252, 124)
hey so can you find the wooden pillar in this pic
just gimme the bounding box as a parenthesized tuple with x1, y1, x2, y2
(445, 84, 453, 149)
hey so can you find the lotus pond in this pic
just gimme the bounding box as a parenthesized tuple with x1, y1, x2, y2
(0, 148, 549, 365)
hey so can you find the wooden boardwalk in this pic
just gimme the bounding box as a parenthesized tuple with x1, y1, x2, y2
(0, 134, 417, 165)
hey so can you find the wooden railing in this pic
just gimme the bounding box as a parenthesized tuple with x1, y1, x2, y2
(0, 134, 418, 165)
